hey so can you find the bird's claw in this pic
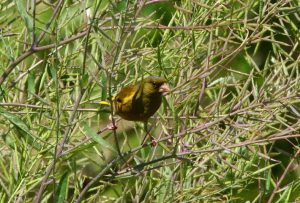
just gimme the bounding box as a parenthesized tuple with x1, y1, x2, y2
(107, 123, 117, 130)
(151, 139, 157, 146)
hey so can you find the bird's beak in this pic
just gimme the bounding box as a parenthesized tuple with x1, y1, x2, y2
(159, 83, 170, 93)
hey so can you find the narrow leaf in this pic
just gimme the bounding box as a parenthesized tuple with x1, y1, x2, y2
(54, 172, 69, 203)
(83, 123, 116, 153)
(27, 72, 35, 97)
(14, 0, 33, 33)
(0, 108, 42, 150)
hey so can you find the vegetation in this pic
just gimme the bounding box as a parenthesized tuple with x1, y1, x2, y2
(0, 0, 300, 202)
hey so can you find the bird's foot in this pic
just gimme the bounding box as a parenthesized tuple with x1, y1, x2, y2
(151, 138, 157, 146)
(107, 122, 117, 130)
(141, 133, 157, 146)
(148, 134, 158, 146)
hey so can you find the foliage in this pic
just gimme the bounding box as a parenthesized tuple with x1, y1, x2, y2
(0, 0, 300, 202)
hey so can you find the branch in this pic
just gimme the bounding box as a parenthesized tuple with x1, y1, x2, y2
(0, 30, 88, 87)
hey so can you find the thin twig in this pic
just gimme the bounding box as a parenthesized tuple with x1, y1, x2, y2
(0, 102, 99, 112)
(267, 148, 300, 203)
(75, 156, 121, 203)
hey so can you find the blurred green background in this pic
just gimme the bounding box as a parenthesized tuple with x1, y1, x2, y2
(0, 0, 300, 202)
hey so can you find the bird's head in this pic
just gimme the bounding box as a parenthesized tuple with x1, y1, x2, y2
(142, 76, 170, 96)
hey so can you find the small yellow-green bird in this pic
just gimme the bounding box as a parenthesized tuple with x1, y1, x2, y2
(113, 76, 170, 143)
(114, 76, 170, 122)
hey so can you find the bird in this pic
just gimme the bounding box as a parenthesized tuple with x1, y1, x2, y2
(113, 76, 170, 144)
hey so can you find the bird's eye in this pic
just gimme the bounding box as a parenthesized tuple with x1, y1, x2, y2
(152, 82, 158, 88)
(116, 98, 122, 103)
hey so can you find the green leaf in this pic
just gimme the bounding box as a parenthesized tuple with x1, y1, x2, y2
(1, 132, 14, 148)
(14, 0, 33, 33)
(83, 123, 116, 153)
(54, 172, 69, 203)
(27, 72, 35, 97)
(251, 163, 278, 176)
(80, 73, 89, 88)
(101, 74, 107, 101)
(266, 168, 271, 191)
(0, 108, 42, 150)
(49, 66, 57, 82)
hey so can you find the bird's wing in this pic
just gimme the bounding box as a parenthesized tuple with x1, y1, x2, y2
(134, 82, 143, 101)
(117, 85, 139, 105)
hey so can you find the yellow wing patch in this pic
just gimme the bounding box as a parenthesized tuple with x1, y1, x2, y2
(99, 101, 111, 106)
(116, 86, 138, 104)
(120, 92, 135, 104)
